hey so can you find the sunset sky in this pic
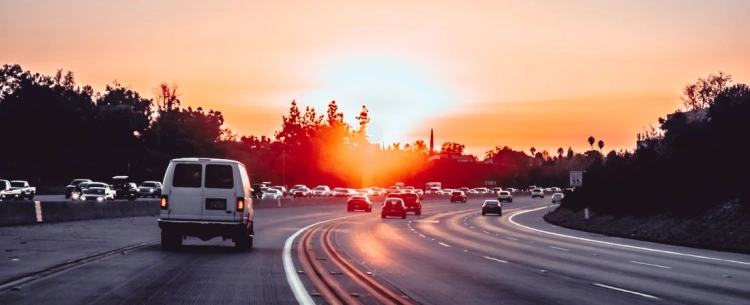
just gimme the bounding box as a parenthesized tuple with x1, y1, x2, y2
(3, 0, 750, 157)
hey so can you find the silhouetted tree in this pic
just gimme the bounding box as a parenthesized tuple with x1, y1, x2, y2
(441, 142, 465, 155)
(598, 140, 604, 154)
(682, 71, 732, 111)
(588, 136, 595, 150)
(530, 147, 536, 158)
(567, 147, 574, 160)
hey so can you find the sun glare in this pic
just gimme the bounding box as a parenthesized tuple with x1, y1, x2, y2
(301, 54, 458, 145)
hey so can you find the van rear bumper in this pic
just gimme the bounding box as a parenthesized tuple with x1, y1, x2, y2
(158, 219, 253, 240)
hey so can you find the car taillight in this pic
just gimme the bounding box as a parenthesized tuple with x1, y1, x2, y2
(236, 197, 245, 211)
(160, 195, 168, 209)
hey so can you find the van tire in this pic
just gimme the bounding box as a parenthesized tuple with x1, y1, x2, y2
(234, 235, 252, 251)
(161, 230, 182, 251)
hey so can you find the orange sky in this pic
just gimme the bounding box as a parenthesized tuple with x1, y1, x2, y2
(2, 0, 750, 157)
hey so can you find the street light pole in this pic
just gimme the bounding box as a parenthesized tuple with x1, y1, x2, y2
(282, 150, 286, 188)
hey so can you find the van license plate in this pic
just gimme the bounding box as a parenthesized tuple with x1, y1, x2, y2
(205, 199, 227, 210)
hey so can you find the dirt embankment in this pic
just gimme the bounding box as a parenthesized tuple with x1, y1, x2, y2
(543, 201, 750, 254)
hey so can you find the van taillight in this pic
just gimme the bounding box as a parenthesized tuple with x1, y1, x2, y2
(160, 195, 168, 209)
(236, 197, 245, 211)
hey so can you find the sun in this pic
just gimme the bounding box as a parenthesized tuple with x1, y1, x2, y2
(301, 53, 458, 145)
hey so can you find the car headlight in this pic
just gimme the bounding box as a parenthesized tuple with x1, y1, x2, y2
(148, 189, 154, 192)
(97, 197, 104, 202)
(80, 196, 86, 200)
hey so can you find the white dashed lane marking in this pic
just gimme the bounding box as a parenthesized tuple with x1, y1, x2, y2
(593, 283, 660, 300)
(630, 261, 672, 269)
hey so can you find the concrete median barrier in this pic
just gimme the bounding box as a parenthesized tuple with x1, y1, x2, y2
(1, 200, 160, 226)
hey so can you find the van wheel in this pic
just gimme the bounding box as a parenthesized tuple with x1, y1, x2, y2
(235, 235, 253, 251)
(161, 230, 181, 251)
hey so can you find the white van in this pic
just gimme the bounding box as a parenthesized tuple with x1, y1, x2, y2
(157, 158, 254, 251)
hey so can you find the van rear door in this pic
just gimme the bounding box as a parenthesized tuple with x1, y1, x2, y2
(167, 162, 204, 220)
(202, 163, 240, 222)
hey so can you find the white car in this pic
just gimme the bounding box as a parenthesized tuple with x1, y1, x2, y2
(498, 191, 513, 202)
(311, 186, 331, 197)
(79, 187, 108, 202)
(441, 189, 453, 195)
(356, 188, 374, 196)
(262, 188, 282, 200)
(157, 157, 254, 250)
(531, 189, 545, 198)
(385, 186, 401, 194)
(80, 182, 115, 200)
(551, 193, 564, 203)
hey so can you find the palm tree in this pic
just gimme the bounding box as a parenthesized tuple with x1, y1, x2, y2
(588, 136, 595, 150)
(598, 140, 604, 154)
(530, 147, 536, 157)
(557, 147, 564, 159)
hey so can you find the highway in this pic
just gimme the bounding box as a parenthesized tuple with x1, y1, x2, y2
(1, 196, 749, 304)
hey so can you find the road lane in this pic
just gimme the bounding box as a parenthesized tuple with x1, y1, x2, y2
(333, 198, 667, 305)
(0, 202, 354, 304)
(399, 196, 750, 304)
(2, 194, 748, 304)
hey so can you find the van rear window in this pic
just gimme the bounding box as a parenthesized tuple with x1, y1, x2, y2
(172, 163, 202, 188)
(205, 164, 234, 189)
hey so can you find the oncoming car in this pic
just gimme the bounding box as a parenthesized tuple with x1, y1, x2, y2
(481, 200, 502, 216)
(551, 193, 564, 204)
(79, 187, 108, 201)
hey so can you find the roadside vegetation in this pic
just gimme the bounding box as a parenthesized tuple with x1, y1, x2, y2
(561, 72, 749, 215)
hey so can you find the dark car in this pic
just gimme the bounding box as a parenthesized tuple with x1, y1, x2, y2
(251, 183, 267, 199)
(71, 182, 92, 199)
(482, 200, 503, 216)
(347, 195, 372, 212)
(111, 176, 137, 200)
(138, 181, 163, 198)
(450, 191, 467, 203)
(381, 198, 407, 219)
(65, 179, 92, 199)
(386, 192, 421, 215)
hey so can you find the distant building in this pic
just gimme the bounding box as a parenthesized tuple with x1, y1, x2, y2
(666, 108, 708, 123)
(428, 153, 476, 163)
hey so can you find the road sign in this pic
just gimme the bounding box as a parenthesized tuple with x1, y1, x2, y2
(570, 171, 583, 187)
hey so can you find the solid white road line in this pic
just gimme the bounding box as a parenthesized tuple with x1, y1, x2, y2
(593, 283, 660, 300)
(439, 242, 452, 247)
(509, 207, 750, 266)
(549, 246, 570, 252)
(283, 215, 357, 305)
(630, 261, 672, 269)
(483, 256, 509, 263)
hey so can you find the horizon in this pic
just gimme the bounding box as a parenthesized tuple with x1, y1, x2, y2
(3, 0, 749, 156)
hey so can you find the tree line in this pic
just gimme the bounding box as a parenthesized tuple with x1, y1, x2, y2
(0, 63, 598, 190)
(562, 72, 750, 215)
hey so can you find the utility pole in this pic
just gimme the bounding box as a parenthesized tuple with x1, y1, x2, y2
(282, 150, 286, 188)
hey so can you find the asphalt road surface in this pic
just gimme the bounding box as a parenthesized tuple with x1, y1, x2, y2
(1, 196, 748, 304)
